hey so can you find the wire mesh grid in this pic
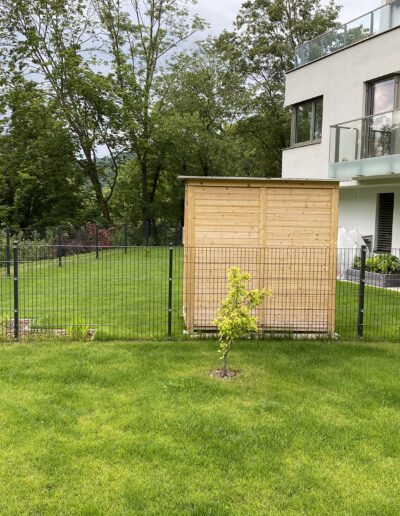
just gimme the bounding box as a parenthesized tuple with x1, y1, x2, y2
(1, 244, 400, 341)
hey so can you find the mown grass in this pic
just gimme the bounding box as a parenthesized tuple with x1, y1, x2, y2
(0, 339, 400, 514)
(1, 247, 400, 340)
(336, 280, 400, 340)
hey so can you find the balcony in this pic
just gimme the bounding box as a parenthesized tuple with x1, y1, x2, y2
(294, 0, 400, 69)
(328, 109, 400, 179)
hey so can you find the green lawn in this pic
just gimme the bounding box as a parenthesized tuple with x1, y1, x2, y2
(336, 280, 400, 340)
(1, 339, 400, 514)
(2, 247, 400, 341)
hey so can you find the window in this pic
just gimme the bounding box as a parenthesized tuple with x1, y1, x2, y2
(364, 76, 400, 158)
(375, 193, 394, 253)
(367, 76, 400, 116)
(291, 97, 323, 145)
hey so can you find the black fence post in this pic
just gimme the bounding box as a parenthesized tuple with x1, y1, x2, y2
(13, 241, 19, 342)
(124, 224, 127, 254)
(168, 243, 173, 340)
(357, 245, 367, 338)
(58, 225, 62, 266)
(6, 227, 10, 276)
(95, 224, 99, 259)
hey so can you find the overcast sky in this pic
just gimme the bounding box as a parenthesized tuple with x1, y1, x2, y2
(191, 0, 381, 36)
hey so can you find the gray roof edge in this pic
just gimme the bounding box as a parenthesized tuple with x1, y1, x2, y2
(178, 176, 343, 182)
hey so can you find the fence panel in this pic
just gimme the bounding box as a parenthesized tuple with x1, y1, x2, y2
(1, 244, 400, 341)
(0, 245, 185, 340)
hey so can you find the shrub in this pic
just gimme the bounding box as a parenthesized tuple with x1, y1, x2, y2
(213, 267, 271, 376)
(353, 254, 400, 274)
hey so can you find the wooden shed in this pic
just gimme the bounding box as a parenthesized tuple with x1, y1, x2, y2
(181, 176, 340, 334)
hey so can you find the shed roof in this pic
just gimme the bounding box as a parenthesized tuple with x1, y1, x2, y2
(178, 176, 341, 183)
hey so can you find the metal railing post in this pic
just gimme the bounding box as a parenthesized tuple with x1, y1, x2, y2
(96, 224, 99, 259)
(168, 243, 173, 340)
(13, 241, 19, 342)
(6, 227, 10, 276)
(357, 245, 367, 338)
(58, 225, 62, 266)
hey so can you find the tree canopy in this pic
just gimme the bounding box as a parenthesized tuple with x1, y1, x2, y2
(0, 0, 341, 228)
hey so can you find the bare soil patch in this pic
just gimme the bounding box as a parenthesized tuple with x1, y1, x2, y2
(209, 369, 239, 379)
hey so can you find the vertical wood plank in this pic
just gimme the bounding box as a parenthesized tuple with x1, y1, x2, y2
(186, 185, 196, 333)
(259, 186, 268, 329)
(327, 186, 339, 333)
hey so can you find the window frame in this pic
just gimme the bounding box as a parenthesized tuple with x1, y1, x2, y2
(362, 74, 400, 158)
(375, 192, 394, 253)
(365, 74, 400, 116)
(290, 96, 323, 147)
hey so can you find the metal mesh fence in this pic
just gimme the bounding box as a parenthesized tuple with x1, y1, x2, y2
(0, 222, 183, 248)
(1, 244, 400, 341)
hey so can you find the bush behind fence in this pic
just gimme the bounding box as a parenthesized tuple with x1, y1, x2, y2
(1, 244, 400, 341)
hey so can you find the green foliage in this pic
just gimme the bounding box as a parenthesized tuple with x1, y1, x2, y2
(68, 317, 91, 341)
(0, 81, 85, 228)
(97, 0, 207, 223)
(0, 0, 123, 222)
(353, 254, 400, 275)
(215, 0, 341, 177)
(0, 0, 341, 226)
(214, 267, 271, 374)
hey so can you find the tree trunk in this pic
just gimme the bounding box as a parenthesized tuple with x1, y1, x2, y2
(223, 341, 232, 375)
(140, 159, 150, 242)
(81, 155, 113, 223)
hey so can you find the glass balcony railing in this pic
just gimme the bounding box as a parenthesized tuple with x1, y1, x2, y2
(294, 0, 400, 68)
(328, 109, 400, 179)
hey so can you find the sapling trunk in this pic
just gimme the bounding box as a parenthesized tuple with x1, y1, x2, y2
(223, 341, 232, 375)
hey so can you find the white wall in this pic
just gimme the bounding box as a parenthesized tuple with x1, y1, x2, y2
(282, 27, 400, 180)
(339, 184, 400, 249)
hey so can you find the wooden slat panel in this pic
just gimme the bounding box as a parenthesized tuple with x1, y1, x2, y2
(184, 181, 339, 333)
(196, 206, 260, 214)
(195, 199, 260, 207)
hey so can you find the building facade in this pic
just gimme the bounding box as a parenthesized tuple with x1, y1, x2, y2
(282, 0, 400, 251)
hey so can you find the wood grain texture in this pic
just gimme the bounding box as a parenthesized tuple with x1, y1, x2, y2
(182, 179, 339, 334)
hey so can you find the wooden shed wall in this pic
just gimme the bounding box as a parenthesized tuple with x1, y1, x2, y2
(183, 179, 339, 333)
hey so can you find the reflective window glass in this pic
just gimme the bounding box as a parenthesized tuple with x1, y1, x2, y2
(313, 98, 323, 140)
(295, 102, 312, 143)
(370, 78, 395, 115)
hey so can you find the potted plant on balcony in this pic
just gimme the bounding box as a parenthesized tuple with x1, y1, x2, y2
(343, 253, 400, 288)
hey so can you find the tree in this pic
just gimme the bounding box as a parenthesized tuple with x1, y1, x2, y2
(96, 0, 206, 226)
(214, 267, 270, 376)
(0, 0, 123, 222)
(215, 0, 341, 177)
(0, 81, 84, 228)
(158, 42, 250, 176)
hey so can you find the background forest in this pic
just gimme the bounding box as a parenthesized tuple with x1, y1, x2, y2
(0, 0, 340, 229)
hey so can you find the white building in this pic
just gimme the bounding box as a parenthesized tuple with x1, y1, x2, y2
(282, 0, 400, 251)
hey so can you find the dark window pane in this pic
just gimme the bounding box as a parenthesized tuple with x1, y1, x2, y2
(313, 98, 323, 139)
(295, 102, 312, 143)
